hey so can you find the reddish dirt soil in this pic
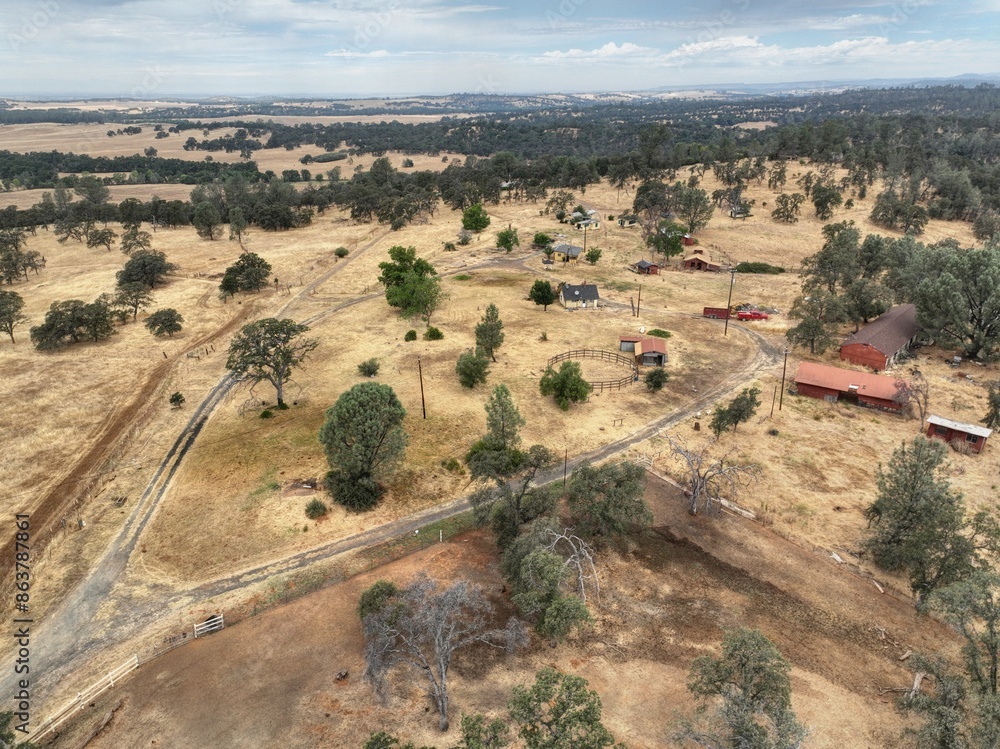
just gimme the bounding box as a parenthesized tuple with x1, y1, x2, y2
(52, 475, 958, 749)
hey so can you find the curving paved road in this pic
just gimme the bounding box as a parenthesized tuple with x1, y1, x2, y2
(4, 247, 783, 732)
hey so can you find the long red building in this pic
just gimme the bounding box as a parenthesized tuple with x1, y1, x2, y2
(794, 361, 906, 411)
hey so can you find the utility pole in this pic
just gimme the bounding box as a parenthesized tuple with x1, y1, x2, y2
(723, 266, 737, 336)
(779, 349, 789, 410)
(418, 357, 426, 419)
(636, 284, 642, 317)
(563, 448, 568, 487)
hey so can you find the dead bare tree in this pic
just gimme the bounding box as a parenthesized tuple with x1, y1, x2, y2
(542, 525, 600, 604)
(361, 575, 528, 732)
(893, 367, 930, 432)
(666, 436, 760, 516)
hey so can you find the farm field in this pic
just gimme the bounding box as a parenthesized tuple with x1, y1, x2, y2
(0, 113, 995, 748)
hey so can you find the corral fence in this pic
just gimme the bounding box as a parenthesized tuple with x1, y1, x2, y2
(33, 614, 227, 741)
(546, 349, 638, 394)
(34, 654, 139, 741)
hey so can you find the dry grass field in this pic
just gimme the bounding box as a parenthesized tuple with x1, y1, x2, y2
(0, 118, 995, 747)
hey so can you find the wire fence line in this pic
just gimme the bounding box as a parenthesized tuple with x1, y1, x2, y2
(546, 349, 639, 393)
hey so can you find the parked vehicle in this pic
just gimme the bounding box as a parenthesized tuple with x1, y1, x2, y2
(737, 309, 769, 321)
(703, 306, 731, 319)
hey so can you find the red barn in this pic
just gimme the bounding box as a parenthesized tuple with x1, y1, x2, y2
(683, 249, 722, 272)
(633, 260, 660, 275)
(794, 361, 905, 411)
(839, 304, 920, 371)
(925, 415, 992, 454)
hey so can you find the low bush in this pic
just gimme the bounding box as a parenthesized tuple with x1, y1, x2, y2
(404, 329, 417, 342)
(305, 498, 329, 519)
(735, 261, 785, 274)
(423, 326, 444, 341)
(357, 358, 380, 377)
(647, 328, 671, 338)
(259, 409, 274, 419)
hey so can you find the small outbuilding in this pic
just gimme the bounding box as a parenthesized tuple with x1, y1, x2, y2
(925, 415, 992, 454)
(793, 361, 905, 412)
(575, 218, 600, 231)
(551, 243, 583, 263)
(618, 215, 638, 228)
(839, 304, 921, 372)
(633, 259, 660, 275)
(559, 283, 601, 310)
(682, 249, 722, 272)
(619, 335, 667, 366)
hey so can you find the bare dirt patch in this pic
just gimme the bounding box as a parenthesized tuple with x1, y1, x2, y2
(56, 476, 956, 749)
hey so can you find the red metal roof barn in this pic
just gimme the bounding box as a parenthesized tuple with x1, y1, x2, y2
(839, 304, 921, 371)
(794, 361, 906, 411)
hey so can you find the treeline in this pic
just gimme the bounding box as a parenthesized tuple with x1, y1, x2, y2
(0, 149, 263, 190)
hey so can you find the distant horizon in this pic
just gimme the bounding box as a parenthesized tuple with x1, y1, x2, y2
(3, 1, 1000, 99)
(4, 71, 1000, 105)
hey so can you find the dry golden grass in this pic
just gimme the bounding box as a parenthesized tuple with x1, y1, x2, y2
(2, 154, 993, 600)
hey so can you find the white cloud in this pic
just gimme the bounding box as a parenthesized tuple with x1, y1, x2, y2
(540, 41, 657, 60)
(325, 48, 393, 58)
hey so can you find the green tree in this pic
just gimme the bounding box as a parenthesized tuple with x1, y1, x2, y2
(378, 246, 442, 325)
(117, 250, 175, 289)
(984, 384, 1000, 430)
(933, 572, 1000, 698)
(646, 221, 685, 260)
(226, 318, 317, 408)
(539, 361, 592, 410)
(728, 386, 762, 432)
(785, 290, 844, 355)
(114, 281, 154, 321)
(466, 384, 527, 480)
(228, 206, 248, 247)
(644, 367, 668, 392)
(145, 308, 184, 337)
(86, 227, 117, 251)
(529, 280, 557, 312)
(770, 193, 804, 224)
(319, 382, 408, 510)
(683, 628, 807, 749)
(220, 252, 272, 297)
(0, 711, 40, 749)
(863, 437, 983, 604)
(801, 221, 861, 294)
(585, 247, 602, 265)
(455, 712, 511, 749)
(811, 183, 843, 220)
(911, 243, 1000, 360)
(29, 298, 115, 349)
(533, 232, 553, 248)
(497, 224, 519, 253)
(120, 227, 152, 255)
(456, 348, 491, 388)
(193, 200, 222, 240)
(671, 181, 715, 234)
(462, 203, 491, 233)
(0, 289, 28, 343)
(709, 405, 735, 439)
(567, 460, 651, 539)
(508, 667, 625, 749)
(475, 303, 504, 362)
(470, 444, 557, 549)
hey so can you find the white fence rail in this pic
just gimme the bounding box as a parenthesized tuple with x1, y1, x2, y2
(34, 654, 139, 741)
(194, 613, 224, 638)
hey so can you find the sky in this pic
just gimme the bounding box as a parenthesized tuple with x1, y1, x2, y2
(2, 0, 999, 98)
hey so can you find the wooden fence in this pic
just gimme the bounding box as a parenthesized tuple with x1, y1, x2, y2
(34, 654, 139, 741)
(546, 349, 638, 394)
(194, 613, 225, 638)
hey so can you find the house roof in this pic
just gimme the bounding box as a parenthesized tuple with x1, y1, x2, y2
(926, 415, 993, 439)
(794, 361, 904, 402)
(634, 260, 659, 270)
(639, 337, 668, 355)
(840, 304, 921, 357)
(620, 335, 643, 343)
(553, 243, 583, 257)
(562, 283, 600, 302)
(683, 254, 721, 267)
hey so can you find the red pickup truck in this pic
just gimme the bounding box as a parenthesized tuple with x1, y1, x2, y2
(737, 309, 769, 321)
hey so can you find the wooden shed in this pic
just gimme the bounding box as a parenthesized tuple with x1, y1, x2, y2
(926, 415, 992, 454)
(619, 335, 667, 366)
(794, 361, 905, 412)
(839, 304, 921, 371)
(633, 259, 660, 275)
(682, 249, 722, 272)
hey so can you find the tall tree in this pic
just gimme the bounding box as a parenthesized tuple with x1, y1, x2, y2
(0, 289, 28, 343)
(219, 252, 272, 297)
(360, 575, 527, 731)
(539, 361, 592, 410)
(226, 318, 317, 408)
(785, 290, 844, 355)
(529, 280, 556, 312)
(508, 667, 625, 749)
(470, 444, 557, 549)
(113, 282, 154, 321)
(863, 436, 990, 604)
(116, 250, 175, 289)
(144, 308, 183, 337)
(496, 224, 519, 253)
(682, 628, 807, 749)
(475, 303, 505, 362)
(670, 181, 715, 234)
(193, 200, 222, 240)
(462, 203, 491, 232)
(318, 381, 408, 510)
(567, 460, 651, 540)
